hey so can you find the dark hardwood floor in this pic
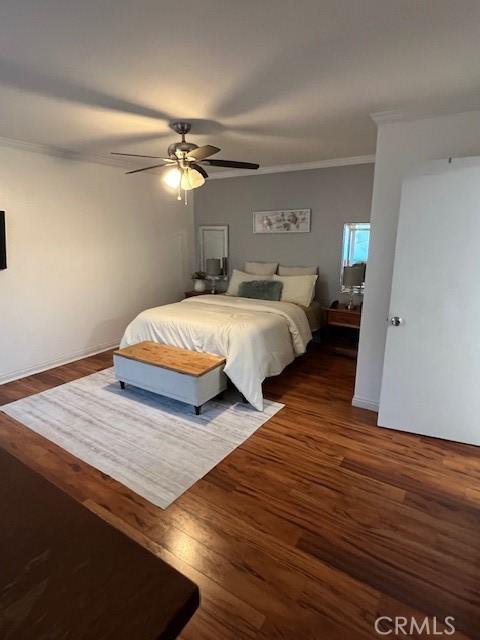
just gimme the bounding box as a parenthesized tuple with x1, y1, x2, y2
(0, 344, 479, 639)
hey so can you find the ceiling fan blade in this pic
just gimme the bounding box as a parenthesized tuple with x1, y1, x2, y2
(111, 152, 163, 159)
(187, 145, 220, 161)
(125, 163, 168, 174)
(202, 159, 259, 170)
(191, 163, 209, 179)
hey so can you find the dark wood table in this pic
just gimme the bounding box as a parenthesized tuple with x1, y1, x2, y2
(0, 447, 199, 639)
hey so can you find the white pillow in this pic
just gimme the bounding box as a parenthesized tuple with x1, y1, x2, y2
(278, 265, 317, 276)
(226, 269, 273, 296)
(245, 261, 278, 276)
(272, 274, 317, 307)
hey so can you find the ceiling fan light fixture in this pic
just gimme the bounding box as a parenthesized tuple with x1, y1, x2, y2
(181, 167, 205, 191)
(163, 167, 182, 189)
(114, 121, 259, 203)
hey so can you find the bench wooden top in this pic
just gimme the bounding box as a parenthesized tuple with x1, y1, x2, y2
(114, 341, 226, 377)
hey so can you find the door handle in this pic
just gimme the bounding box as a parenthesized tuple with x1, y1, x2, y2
(389, 316, 403, 327)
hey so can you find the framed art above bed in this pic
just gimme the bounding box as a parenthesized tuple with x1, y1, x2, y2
(253, 209, 311, 234)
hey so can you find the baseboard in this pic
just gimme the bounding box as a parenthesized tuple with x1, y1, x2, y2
(352, 395, 379, 412)
(0, 339, 121, 385)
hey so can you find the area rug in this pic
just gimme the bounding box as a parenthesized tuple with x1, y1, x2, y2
(1, 368, 283, 508)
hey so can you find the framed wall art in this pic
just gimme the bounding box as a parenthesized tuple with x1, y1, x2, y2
(253, 209, 311, 234)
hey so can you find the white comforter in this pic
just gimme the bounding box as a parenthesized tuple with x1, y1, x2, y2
(120, 295, 312, 410)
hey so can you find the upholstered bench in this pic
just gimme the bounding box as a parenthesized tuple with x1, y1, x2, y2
(114, 341, 227, 415)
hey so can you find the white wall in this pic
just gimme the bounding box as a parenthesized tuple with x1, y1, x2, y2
(354, 110, 480, 411)
(0, 144, 194, 383)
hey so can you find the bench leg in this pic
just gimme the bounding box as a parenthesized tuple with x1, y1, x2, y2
(119, 381, 125, 390)
(194, 405, 202, 416)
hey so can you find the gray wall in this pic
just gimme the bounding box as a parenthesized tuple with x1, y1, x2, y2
(194, 163, 374, 304)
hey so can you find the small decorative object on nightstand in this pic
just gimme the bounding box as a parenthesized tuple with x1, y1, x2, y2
(191, 271, 207, 292)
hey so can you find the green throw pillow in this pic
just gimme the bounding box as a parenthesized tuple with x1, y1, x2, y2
(238, 280, 283, 301)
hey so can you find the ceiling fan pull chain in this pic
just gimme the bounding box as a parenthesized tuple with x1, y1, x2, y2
(184, 189, 188, 206)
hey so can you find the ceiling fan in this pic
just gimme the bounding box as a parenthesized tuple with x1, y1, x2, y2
(111, 121, 260, 203)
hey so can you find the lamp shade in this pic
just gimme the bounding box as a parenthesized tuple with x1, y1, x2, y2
(206, 258, 222, 276)
(343, 264, 365, 288)
(181, 168, 205, 191)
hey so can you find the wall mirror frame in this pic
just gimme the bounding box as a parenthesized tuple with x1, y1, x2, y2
(198, 225, 229, 274)
(340, 221, 371, 291)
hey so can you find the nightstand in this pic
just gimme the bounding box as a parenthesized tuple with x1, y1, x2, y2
(323, 305, 361, 357)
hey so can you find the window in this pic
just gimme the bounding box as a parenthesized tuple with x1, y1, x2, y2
(341, 222, 370, 289)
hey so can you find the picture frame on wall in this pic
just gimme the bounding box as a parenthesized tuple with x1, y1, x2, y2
(253, 209, 311, 234)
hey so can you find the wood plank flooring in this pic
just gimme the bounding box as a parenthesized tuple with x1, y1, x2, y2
(0, 344, 479, 639)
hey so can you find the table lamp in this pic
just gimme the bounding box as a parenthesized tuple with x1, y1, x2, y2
(206, 258, 222, 293)
(342, 263, 365, 309)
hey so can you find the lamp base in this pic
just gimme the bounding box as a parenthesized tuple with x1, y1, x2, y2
(346, 291, 355, 310)
(207, 276, 221, 294)
(344, 286, 363, 310)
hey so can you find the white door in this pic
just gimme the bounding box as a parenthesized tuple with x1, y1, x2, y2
(378, 157, 480, 445)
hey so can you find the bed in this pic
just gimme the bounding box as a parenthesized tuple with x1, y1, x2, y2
(300, 300, 322, 333)
(120, 295, 312, 410)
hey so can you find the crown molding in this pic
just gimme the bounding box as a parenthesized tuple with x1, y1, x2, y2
(206, 154, 375, 180)
(371, 110, 417, 125)
(371, 102, 480, 126)
(370, 109, 459, 125)
(0, 134, 375, 178)
(0, 135, 129, 168)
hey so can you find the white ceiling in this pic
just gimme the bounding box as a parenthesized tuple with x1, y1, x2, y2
(1, 0, 480, 170)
